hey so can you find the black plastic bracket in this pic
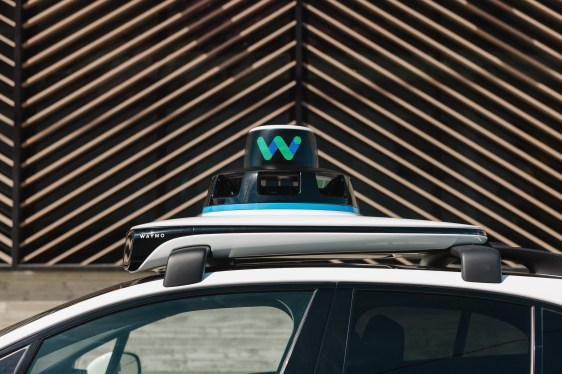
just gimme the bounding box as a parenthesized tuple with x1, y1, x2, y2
(164, 246, 209, 287)
(450, 245, 502, 283)
(490, 243, 562, 276)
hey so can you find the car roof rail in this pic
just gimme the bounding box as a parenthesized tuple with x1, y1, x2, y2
(422, 243, 562, 282)
(451, 245, 502, 283)
(490, 242, 562, 276)
(159, 243, 505, 286)
(421, 245, 502, 283)
(157, 242, 562, 287)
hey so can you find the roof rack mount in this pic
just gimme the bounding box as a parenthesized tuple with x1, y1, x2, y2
(158, 241, 562, 287)
(131, 231, 487, 273)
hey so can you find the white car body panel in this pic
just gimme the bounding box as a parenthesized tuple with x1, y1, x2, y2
(1, 267, 561, 349)
(134, 211, 484, 229)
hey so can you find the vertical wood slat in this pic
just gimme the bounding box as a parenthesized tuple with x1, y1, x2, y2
(0, 0, 16, 263)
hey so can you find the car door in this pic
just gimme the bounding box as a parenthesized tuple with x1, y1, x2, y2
(1, 284, 335, 374)
(316, 285, 537, 374)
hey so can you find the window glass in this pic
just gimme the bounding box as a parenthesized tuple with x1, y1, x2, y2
(213, 174, 243, 198)
(74, 339, 116, 372)
(463, 313, 528, 357)
(258, 173, 299, 195)
(345, 291, 530, 374)
(29, 291, 312, 374)
(0, 347, 27, 373)
(543, 309, 562, 374)
(316, 174, 346, 197)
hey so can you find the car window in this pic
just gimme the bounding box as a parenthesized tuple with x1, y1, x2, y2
(0, 347, 28, 373)
(74, 339, 118, 371)
(28, 290, 313, 374)
(344, 291, 531, 374)
(542, 309, 562, 374)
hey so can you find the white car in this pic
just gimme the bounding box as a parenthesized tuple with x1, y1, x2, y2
(1, 126, 560, 374)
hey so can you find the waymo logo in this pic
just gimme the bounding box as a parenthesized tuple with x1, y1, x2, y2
(139, 233, 165, 239)
(257, 136, 302, 161)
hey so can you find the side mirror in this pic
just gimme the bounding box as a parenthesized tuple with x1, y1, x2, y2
(119, 352, 141, 374)
(87, 351, 141, 374)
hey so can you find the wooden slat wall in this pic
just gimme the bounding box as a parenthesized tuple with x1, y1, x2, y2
(19, 0, 297, 265)
(306, 1, 561, 253)
(0, 0, 559, 266)
(0, 0, 15, 264)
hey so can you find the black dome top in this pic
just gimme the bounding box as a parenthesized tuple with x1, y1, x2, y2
(202, 125, 359, 214)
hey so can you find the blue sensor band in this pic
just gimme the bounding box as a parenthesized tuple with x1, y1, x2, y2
(202, 203, 360, 214)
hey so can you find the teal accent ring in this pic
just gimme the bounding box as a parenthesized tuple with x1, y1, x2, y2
(203, 203, 360, 214)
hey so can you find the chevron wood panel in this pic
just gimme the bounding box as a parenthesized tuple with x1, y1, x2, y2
(305, 1, 561, 253)
(0, 0, 559, 266)
(19, 0, 297, 265)
(0, 0, 15, 264)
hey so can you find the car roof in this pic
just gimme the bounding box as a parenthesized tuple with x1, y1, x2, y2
(2, 266, 562, 349)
